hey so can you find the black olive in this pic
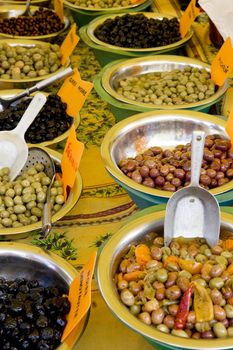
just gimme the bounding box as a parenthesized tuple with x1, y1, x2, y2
(41, 327, 53, 340)
(28, 329, 39, 344)
(36, 315, 48, 328)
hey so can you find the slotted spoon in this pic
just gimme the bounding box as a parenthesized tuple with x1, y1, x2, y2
(164, 130, 220, 248)
(0, 92, 47, 181)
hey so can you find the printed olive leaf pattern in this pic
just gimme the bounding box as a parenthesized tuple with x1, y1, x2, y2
(82, 184, 126, 198)
(91, 233, 113, 248)
(31, 232, 78, 261)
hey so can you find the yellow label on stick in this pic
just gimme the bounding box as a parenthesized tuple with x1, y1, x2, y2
(226, 105, 233, 147)
(180, 0, 200, 38)
(54, 0, 64, 23)
(58, 68, 93, 117)
(61, 125, 84, 199)
(62, 251, 97, 342)
(60, 24, 80, 66)
(211, 37, 233, 86)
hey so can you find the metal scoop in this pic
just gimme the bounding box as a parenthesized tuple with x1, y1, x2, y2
(0, 92, 47, 181)
(21, 0, 32, 16)
(0, 67, 73, 111)
(22, 147, 56, 237)
(164, 130, 220, 248)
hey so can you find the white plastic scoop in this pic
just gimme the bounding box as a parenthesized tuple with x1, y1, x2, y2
(164, 130, 220, 248)
(0, 92, 47, 181)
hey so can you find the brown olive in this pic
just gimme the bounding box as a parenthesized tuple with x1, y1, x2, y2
(139, 165, 150, 177)
(142, 178, 155, 188)
(200, 174, 211, 186)
(163, 149, 174, 158)
(176, 276, 190, 292)
(183, 161, 191, 171)
(192, 332, 201, 339)
(168, 304, 179, 316)
(187, 311, 196, 324)
(174, 168, 185, 180)
(126, 262, 141, 273)
(165, 285, 181, 300)
(210, 288, 223, 305)
(226, 168, 233, 178)
(221, 159, 230, 172)
(206, 168, 217, 178)
(163, 182, 176, 192)
(204, 149, 214, 161)
(201, 330, 215, 338)
(216, 171, 225, 180)
(213, 305, 226, 321)
(160, 165, 170, 176)
(210, 178, 218, 188)
(211, 160, 221, 171)
(149, 168, 160, 178)
(205, 138, 214, 148)
(151, 146, 163, 155)
(126, 160, 137, 171)
(228, 149, 233, 159)
(155, 287, 166, 301)
(129, 282, 142, 295)
(166, 173, 174, 181)
(131, 170, 143, 184)
(151, 308, 165, 325)
(215, 139, 231, 151)
(154, 176, 165, 187)
(151, 246, 162, 260)
(210, 264, 224, 277)
(138, 312, 152, 325)
(144, 159, 156, 169)
(163, 315, 175, 329)
(218, 178, 229, 186)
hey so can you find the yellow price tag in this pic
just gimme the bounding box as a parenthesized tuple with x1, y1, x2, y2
(61, 125, 84, 199)
(211, 37, 233, 86)
(62, 251, 97, 342)
(180, 0, 200, 38)
(60, 24, 80, 66)
(54, 0, 64, 23)
(58, 68, 93, 117)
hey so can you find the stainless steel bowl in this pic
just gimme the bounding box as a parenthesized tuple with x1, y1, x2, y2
(0, 146, 82, 240)
(101, 55, 228, 110)
(0, 39, 69, 89)
(0, 5, 69, 40)
(0, 90, 80, 147)
(101, 109, 232, 199)
(97, 209, 233, 350)
(63, 0, 147, 12)
(87, 12, 193, 52)
(0, 241, 88, 349)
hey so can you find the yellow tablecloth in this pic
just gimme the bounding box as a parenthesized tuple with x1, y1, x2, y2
(2, 0, 233, 349)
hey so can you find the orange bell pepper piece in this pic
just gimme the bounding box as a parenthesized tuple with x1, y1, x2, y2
(123, 270, 145, 282)
(226, 262, 233, 275)
(222, 239, 233, 251)
(135, 244, 152, 266)
(193, 281, 214, 323)
(163, 255, 179, 268)
(178, 258, 203, 275)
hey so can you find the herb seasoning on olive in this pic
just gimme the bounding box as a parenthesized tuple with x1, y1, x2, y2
(94, 14, 181, 48)
(119, 135, 233, 192)
(0, 8, 64, 37)
(0, 94, 72, 144)
(116, 234, 233, 339)
(116, 66, 216, 105)
(0, 277, 70, 349)
(68, 0, 140, 9)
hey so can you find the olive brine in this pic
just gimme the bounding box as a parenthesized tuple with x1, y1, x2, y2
(0, 94, 72, 144)
(0, 277, 70, 349)
(94, 14, 181, 48)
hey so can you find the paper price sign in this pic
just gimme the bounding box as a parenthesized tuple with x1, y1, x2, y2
(60, 24, 80, 66)
(54, 0, 64, 23)
(211, 37, 233, 86)
(58, 68, 93, 117)
(62, 251, 97, 343)
(180, 0, 200, 38)
(61, 125, 84, 199)
(226, 106, 233, 147)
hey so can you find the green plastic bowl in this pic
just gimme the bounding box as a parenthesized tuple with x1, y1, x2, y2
(65, 0, 153, 27)
(79, 24, 185, 67)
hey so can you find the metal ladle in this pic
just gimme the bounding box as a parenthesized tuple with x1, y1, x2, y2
(0, 67, 73, 111)
(21, 0, 32, 16)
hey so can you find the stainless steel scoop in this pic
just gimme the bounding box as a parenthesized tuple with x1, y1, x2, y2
(22, 147, 56, 237)
(21, 0, 32, 16)
(164, 130, 220, 248)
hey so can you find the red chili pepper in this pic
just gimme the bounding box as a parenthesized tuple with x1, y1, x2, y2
(174, 284, 193, 330)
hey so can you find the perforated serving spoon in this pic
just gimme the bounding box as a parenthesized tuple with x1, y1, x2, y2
(0, 67, 73, 111)
(164, 130, 220, 248)
(0, 93, 47, 181)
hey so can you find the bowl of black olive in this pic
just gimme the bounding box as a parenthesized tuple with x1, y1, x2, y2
(0, 5, 69, 41)
(0, 91, 80, 147)
(97, 206, 233, 350)
(0, 0, 49, 6)
(86, 12, 193, 52)
(0, 241, 89, 349)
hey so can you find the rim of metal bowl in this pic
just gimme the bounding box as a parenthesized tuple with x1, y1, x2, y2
(63, 0, 147, 12)
(0, 241, 88, 350)
(97, 209, 233, 350)
(0, 0, 49, 4)
(0, 146, 82, 239)
(0, 90, 80, 147)
(0, 39, 69, 84)
(101, 109, 233, 199)
(87, 12, 193, 52)
(0, 5, 69, 40)
(101, 55, 229, 110)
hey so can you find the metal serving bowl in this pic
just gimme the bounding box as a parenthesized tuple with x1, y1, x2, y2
(0, 5, 69, 40)
(97, 208, 233, 350)
(0, 146, 82, 240)
(64, 0, 147, 12)
(0, 39, 69, 89)
(0, 0, 49, 6)
(101, 109, 233, 208)
(0, 241, 88, 349)
(87, 12, 193, 53)
(0, 90, 80, 148)
(101, 55, 228, 110)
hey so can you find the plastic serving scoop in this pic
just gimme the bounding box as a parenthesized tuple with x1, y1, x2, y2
(164, 130, 220, 248)
(0, 92, 47, 181)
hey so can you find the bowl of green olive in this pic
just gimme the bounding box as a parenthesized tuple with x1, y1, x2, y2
(94, 55, 228, 119)
(0, 90, 80, 147)
(0, 241, 89, 349)
(100, 109, 233, 209)
(0, 146, 82, 239)
(0, 5, 69, 40)
(97, 206, 233, 350)
(0, 40, 70, 89)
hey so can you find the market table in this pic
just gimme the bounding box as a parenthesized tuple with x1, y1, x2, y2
(6, 0, 233, 348)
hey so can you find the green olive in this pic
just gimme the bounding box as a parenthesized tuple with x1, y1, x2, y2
(209, 277, 224, 290)
(213, 322, 227, 338)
